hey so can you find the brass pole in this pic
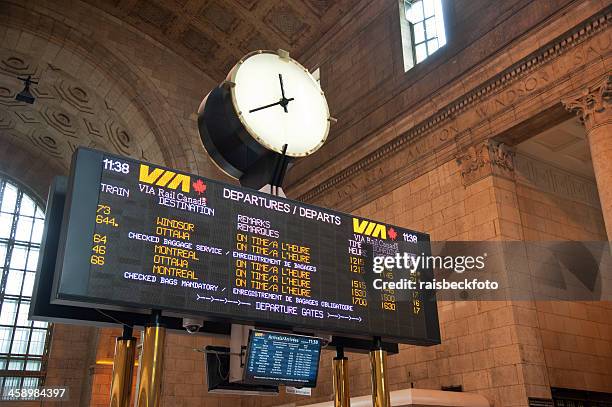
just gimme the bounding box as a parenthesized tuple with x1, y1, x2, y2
(370, 338, 390, 407)
(110, 326, 136, 407)
(333, 347, 350, 407)
(136, 311, 166, 407)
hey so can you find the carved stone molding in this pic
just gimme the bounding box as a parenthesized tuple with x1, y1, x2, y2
(514, 152, 600, 208)
(490, 141, 515, 173)
(456, 140, 515, 186)
(562, 75, 612, 131)
(528, 398, 554, 407)
(295, 7, 611, 210)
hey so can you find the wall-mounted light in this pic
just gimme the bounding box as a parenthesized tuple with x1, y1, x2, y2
(16, 75, 38, 104)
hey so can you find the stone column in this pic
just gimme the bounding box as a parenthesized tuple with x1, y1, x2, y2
(563, 76, 612, 239)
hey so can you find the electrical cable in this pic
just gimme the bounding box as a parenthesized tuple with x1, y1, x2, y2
(95, 308, 133, 328)
(193, 348, 237, 381)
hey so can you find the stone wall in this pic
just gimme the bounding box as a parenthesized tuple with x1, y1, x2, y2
(252, 151, 611, 407)
(287, 1, 611, 212)
(1, 0, 610, 406)
(287, 0, 587, 191)
(514, 153, 607, 240)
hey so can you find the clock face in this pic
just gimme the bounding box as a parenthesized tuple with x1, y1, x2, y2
(230, 51, 330, 157)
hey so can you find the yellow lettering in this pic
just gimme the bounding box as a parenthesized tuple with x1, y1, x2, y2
(372, 224, 387, 239)
(139, 165, 164, 184)
(353, 218, 369, 234)
(167, 174, 191, 193)
(156, 170, 175, 187)
(139, 164, 191, 192)
(353, 218, 387, 239)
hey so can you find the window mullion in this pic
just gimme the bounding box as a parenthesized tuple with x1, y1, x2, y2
(0, 192, 22, 372)
(0, 178, 50, 389)
(402, 0, 446, 69)
(409, 21, 417, 68)
(24, 326, 33, 370)
(0, 191, 22, 297)
(0, 180, 5, 212)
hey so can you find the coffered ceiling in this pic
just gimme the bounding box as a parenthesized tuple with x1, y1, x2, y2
(85, 0, 353, 81)
(516, 118, 594, 179)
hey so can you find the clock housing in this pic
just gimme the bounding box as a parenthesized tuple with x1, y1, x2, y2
(198, 50, 330, 189)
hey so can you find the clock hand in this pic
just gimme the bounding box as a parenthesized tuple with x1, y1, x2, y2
(278, 74, 286, 98)
(279, 97, 294, 112)
(249, 100, 283, 113)
(278, 74, 287, 112)
(249, 98, 294, 113)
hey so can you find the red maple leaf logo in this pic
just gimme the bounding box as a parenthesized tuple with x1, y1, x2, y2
(388, 227, 397, 240)
(192, 179, 206, 195)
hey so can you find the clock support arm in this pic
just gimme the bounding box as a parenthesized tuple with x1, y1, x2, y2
(270, 144, 290, 196)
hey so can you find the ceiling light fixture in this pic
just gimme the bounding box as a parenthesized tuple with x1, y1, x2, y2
(15, 75, 38, 104)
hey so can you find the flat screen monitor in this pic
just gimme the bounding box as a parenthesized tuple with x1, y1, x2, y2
(244, 330, 322, 388)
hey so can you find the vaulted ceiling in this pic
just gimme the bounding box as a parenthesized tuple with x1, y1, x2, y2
(0, 0, 356, 192)
(84, 0, 353, 81)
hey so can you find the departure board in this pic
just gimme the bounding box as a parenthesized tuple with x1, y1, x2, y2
(244, 330, 321, 387)
(52, 148, 440, 344)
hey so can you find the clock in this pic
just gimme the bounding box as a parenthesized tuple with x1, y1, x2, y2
(198, 50, 331, 189)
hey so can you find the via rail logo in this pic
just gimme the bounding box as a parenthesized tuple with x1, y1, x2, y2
(352, 218, 398, 240)
(139, 164, 191, 193)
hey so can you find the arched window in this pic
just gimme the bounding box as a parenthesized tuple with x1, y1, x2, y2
(0, 175, 50, 398)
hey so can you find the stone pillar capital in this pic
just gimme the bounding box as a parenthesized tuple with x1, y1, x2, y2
(562, 75, 612, 131)
(563, 75, 612, 239)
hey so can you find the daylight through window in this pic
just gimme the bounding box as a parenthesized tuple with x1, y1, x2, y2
(402, 0, 447, 66)
(0, 176, 50, 399)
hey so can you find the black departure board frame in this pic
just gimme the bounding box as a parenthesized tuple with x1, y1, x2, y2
(51, 148, 440, 345)
(31, 177, 231, 334)
(243, 330, 322, 388)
